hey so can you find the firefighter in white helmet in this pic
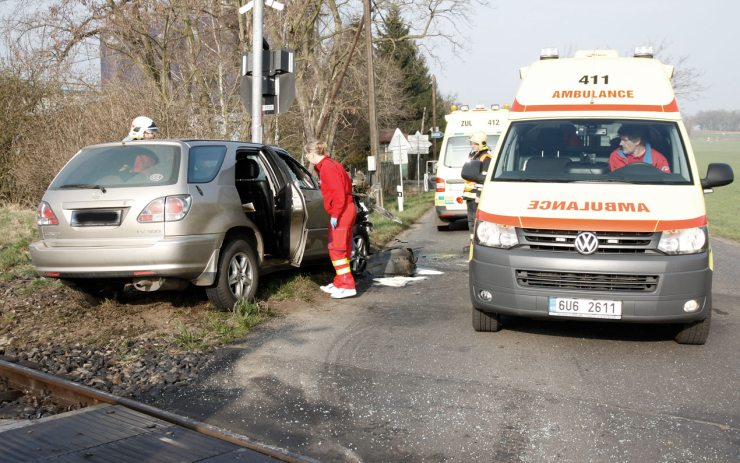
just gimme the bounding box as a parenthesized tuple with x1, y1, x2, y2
(462, 131, 492, 243)
(123, 116, 159, 141)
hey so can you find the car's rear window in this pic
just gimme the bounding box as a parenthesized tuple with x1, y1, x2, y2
(50, 144, 181, 189)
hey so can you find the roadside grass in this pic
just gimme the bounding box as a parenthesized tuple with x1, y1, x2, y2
(0, 204, 39, 280)
(692, 136, 740, 242)
(369, 191, 435, 246)
(174, 300, 269, 350)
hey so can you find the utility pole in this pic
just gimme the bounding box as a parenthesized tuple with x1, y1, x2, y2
(364, 0, 382, 207)
(432, 75, 438, 160)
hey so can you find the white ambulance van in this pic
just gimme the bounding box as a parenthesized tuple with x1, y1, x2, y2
(435, 104, 509, 230)
(462, 48, 733, 344)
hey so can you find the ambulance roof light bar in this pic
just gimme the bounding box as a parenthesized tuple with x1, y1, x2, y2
(491, 104, 500, 110)
(634, 46, 654, 58)
(540, 48, 559, 60)
(458, 104, 470, 111)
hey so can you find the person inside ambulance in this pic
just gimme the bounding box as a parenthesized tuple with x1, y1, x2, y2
(304, 140, 357, 300)
(608, 124, 671, 173)
(462, 131, 492, 243)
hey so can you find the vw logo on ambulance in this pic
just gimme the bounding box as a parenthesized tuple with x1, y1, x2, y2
(574, 232, 599, 255)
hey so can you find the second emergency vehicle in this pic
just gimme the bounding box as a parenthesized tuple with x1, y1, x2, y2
(462, 48, 733, 344)
(435, 104, 509, 230)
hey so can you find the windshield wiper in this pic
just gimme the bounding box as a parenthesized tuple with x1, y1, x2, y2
(59, 184, 107, 193)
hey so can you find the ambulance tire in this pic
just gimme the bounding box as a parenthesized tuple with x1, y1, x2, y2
(436, 215, 450, 231)
(472, 306, 502, 332)
(674, 309, 711, 345)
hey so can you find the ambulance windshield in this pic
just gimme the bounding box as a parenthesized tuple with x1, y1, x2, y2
(444, 135, 500, 167)
(491, 120, 693, 185)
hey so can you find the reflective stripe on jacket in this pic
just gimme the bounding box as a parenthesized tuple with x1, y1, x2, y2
(462, 150, 492, 201)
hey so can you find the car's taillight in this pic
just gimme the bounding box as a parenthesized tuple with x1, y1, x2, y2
(137, 195, 191, 223)
(435, 177, 445, 192)
(37, 201, 59, 225)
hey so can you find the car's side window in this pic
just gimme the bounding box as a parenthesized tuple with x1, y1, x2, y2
(277, 151, 317, 189)
(188, 145, 227, 183)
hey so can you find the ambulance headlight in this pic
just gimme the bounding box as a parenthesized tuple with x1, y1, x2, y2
(658, 227, 707, 255)
(476, 222, 518, 249)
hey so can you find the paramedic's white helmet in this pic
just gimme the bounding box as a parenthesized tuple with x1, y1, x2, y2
(469, 131, 487, 146)
(127, 116, 159, 140)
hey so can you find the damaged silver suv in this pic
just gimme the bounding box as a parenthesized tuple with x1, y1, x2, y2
(29, 140, 367, 310)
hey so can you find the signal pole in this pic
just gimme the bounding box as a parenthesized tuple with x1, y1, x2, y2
(240, 0, 285, 143)
(250, 0, 264, 143)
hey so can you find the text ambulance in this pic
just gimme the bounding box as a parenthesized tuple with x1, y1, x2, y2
(462, 48, 733, 344)
(435, 104, 509, 230)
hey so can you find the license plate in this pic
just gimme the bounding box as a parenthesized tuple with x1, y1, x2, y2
(548, 297, 622, 319)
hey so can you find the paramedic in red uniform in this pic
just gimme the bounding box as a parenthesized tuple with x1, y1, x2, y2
(304, 140, 357, 299)
(609, 124, 671, 173)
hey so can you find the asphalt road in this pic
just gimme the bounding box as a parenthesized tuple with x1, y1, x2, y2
(153, 208, 740, 462)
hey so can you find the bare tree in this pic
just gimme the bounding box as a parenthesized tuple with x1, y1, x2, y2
(650, 40, 706, 102)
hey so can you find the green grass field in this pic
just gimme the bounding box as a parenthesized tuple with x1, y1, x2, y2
(691, 134, 740, 242)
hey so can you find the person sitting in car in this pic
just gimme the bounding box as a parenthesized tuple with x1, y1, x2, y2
(609, 124, 670, 173)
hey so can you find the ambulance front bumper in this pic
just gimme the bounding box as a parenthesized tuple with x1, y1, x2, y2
(469, 246, 712, 323)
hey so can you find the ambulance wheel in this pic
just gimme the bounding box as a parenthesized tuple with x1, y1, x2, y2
(206, 239, 259, 311)
(674, 309, 711, 345)
(436, 215, 450, 231)
(472, 306, 502, 332)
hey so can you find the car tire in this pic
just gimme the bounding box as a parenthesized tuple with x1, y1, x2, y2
(472, 306, 502, 332)
(206, 239, 259, 311)
(351, 229, 370, 275)
(674, 309, 711, 345)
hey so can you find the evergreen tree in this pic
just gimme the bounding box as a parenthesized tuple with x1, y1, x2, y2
(377, 5, 440, 135)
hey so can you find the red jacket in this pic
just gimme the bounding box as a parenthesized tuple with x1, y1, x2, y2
(315, 157, 353, 218)
(609, 144, 671, 173)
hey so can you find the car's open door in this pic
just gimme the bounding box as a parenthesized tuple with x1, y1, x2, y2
(286, 182, 308, 266)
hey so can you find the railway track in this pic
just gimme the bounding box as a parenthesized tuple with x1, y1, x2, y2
(0, 358, 315, 462)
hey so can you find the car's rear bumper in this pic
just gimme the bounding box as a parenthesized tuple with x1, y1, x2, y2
(29, 234, 220, 280)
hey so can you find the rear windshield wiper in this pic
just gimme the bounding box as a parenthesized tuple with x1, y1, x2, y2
(59, 184, 107, 193)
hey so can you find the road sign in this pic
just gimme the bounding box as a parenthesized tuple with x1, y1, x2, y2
(431, 131, 443, 139)
(407, 131, 432, 154)
(388, 128, 410, 165)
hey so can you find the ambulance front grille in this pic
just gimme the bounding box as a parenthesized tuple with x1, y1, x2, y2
(520, 228, 657, 254)
(516, 270, 659, 292)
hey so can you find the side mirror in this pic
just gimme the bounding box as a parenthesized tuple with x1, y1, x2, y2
(701, 163, 734, 190)
(461, 160, 485, 184)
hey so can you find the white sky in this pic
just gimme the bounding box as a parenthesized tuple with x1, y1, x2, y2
(425, 0, 740, 116)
